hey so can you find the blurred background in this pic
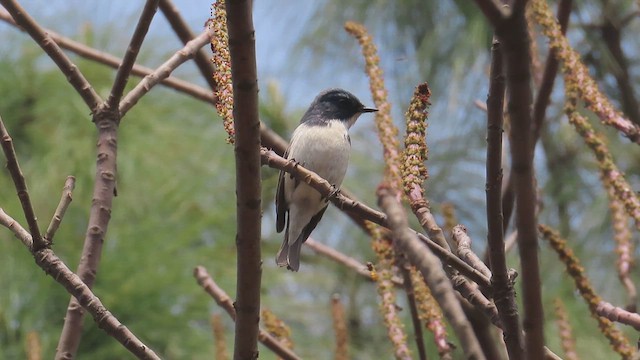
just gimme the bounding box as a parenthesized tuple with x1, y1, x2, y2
(0, 0, 639, 358)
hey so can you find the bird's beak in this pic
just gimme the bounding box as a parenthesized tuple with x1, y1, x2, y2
(361, 107, 378, 113)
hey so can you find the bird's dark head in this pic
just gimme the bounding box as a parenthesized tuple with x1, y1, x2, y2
(302, 88, 377, 127)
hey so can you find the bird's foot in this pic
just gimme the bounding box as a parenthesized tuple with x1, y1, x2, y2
(326, 185, 341, 201)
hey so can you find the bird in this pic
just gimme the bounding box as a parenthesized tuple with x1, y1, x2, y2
(275, 88, 378, 271)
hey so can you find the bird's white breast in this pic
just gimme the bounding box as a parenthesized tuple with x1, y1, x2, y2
(286, 120, 351, 187)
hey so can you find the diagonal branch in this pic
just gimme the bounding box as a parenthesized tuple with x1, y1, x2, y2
(194, 266, 300, 360)
(378, 186, 486, 360)
(0, 0, 101, 112)
(158, 0, 218, 91)
(0, 115, 46, 251)
(107, 0, 160, 109)
(119, 28, 215, 116)
(260, 148, 492, 289)
(44, 176, 76, 243)
(0, 8, 216, 105)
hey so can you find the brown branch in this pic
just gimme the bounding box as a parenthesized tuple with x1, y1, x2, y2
(485, 37, 523, 360)
(0, 208, 32, 249)
(0, 210, 159, 359)
(57, 106, 121, 358)
(44, 176, 75, 243)
(0, 9, 216, 105)
(0, 0, 101, 112)
(225, 0, 262, 358)
(0, 116, 46, 251)
(106, 0, 159, 109)
(193, 266, 301, 360)
(473, 0, 509, 29)
(260, 148, 492, 289)
(119, 28, 214, 116)
(378, 186, 486, 360)
(596, 301, 640, 331)
(489, 3, 545, 357)
(158, 0, 218, 91)
(331, 294, 349, 360)
(304, 237, 399, 284)
(503, 0, 572, 244)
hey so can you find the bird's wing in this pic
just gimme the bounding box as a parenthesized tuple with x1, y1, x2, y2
(275, 148, 289, 233)
(296, 205, 328, 245)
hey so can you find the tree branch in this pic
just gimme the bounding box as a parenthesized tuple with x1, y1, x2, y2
(107, 0, 159, 109)
(44, 176, 75, 243)
(158, 0, 218, 91)
(485, 37, 523, 359)
(0, 0, 101, 112)
(119, 28, 214, 116)
(260, 148, 492, 289)
(225, 0, 262, 357)
(0, 115, 46, 251)
(193, 266, 301, 360)
(378, 186, 486, 360)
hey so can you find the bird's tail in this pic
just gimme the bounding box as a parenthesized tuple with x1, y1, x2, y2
(276, 223, 303, 272)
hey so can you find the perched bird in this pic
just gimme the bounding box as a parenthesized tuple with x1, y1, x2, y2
(275, 88, 378, 271)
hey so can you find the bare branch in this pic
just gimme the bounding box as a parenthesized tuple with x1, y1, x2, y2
(44, 176, 75, 243)
(596, 301, 640, 331)
(193, 266, 301, 360)
(107, 0, 160, 109)
(260, 148, 492, 289)
(0, 0, 101, 111)
(451, 225, 492, 280)
(119, 28, 214, 116)
(0, 115, 45, 251)
(158, 0, 218, 91)
(225, 0, 262, 357)
(0, 208, 32, 249)
(378, 186, 486, 360)
(0, 209, 159, 359)
(485, 37, 523, 359)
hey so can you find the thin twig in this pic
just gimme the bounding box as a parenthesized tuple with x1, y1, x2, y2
(378, 186, 486, 360)
(485, 37, 523, 359)
(0, 115, 46, 251)
(260, 148, 493, 289)
(225, 0, 262, 357)
(0, 208, 33, 249)
(0, 9, 216, 106)
(0, 0, 101, 112)
(193, 266, 301, 360)
(44, 176, 76, 243)
(304, 238, 402, 285)
(158, 0, 218, 91)
(107, 0, 160, 109)
(119, 28, 214, 116)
